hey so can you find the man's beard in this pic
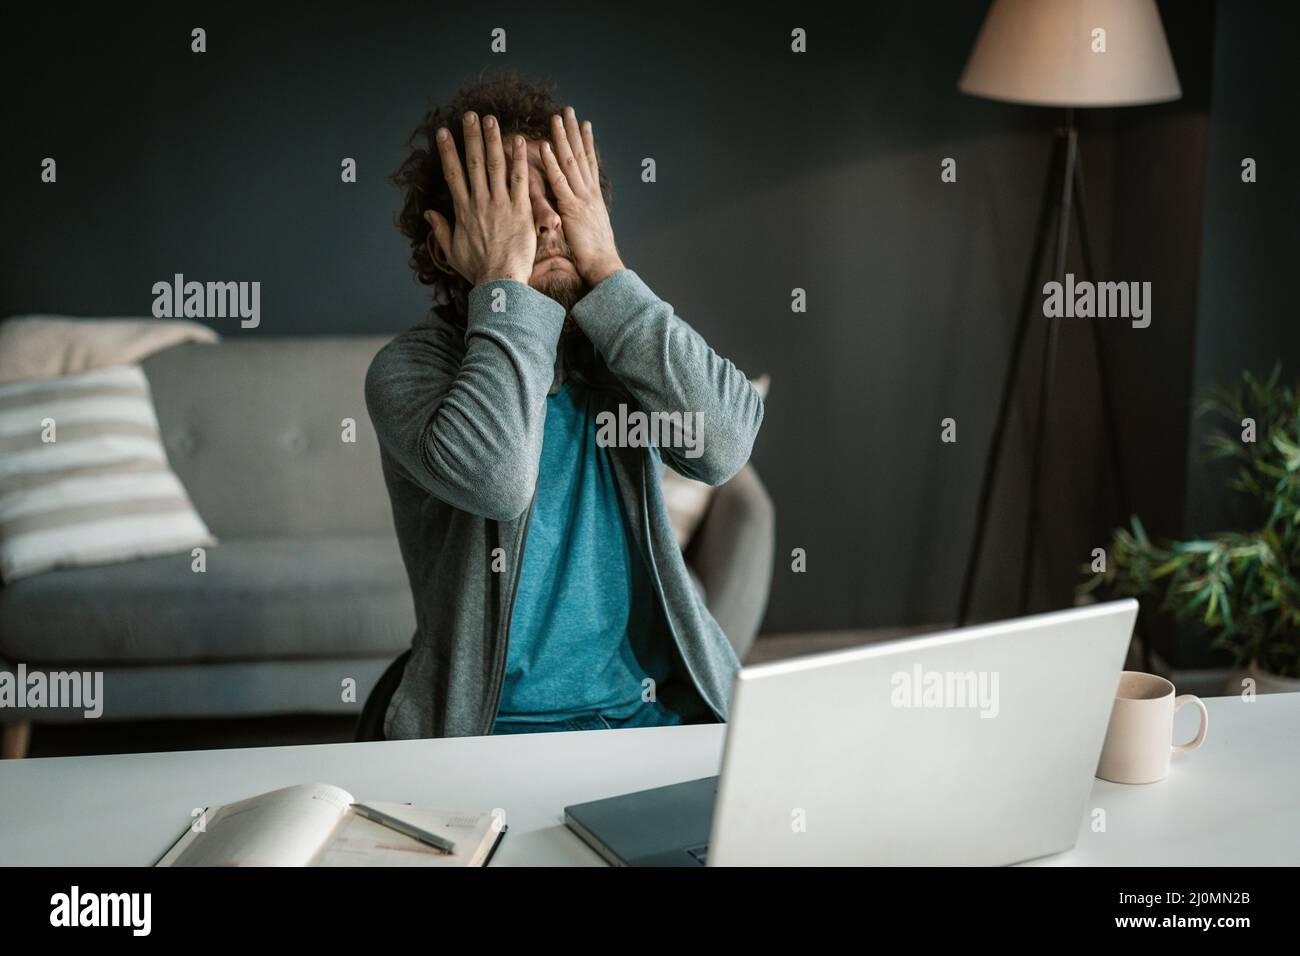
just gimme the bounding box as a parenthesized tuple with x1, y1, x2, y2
(530, 240, 588, 327)
(528, 240, 615, 388)
(534, 272, 586, 326)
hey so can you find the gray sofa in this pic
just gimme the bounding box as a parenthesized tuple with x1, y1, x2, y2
(0, 337, 774, 752)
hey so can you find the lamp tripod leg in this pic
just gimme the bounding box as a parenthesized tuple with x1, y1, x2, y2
(1017, 126, 1078, 613)
(956, 129, 1068, 625)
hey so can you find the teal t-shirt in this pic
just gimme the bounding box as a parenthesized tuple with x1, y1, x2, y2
(494, 380, 680, 725)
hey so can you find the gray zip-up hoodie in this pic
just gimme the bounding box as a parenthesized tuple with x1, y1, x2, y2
(364, 268, 764, 739)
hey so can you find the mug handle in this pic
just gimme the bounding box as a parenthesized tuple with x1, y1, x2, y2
(1171, 694, 1209, 756)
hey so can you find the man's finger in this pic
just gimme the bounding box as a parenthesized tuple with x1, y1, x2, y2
(561, 107, 589, 190)
(509, 135, 530, 207)
(541, 139, 575, 203)
(462, 111, 488, 205)
(434, 126, 470, 215)
(551, 112, 586, 195)
(483, 115, 508, 198)
(580, 119, 599, 189)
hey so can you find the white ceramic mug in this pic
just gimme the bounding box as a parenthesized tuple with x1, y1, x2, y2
(1096, 671, 1209, 784)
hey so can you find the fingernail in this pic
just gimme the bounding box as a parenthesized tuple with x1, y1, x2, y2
(583, 120, 591, 131)
(465, 112, 477, 125)
(565, 106, 575, 118)
(484, 115, 495, 128)
(436, 127, 448, 141)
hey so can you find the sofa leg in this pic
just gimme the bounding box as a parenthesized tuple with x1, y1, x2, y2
(1, 721, 31, 759)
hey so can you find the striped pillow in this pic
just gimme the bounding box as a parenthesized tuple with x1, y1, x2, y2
(0, 364, 216, 581)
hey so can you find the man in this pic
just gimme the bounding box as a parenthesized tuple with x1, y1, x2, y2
(366, 72, 763, 739)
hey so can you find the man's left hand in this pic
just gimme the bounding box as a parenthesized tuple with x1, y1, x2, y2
(541, 106, 625, 287)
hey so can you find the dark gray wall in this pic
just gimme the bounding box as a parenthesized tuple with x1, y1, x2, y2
(3, 1, 1222, 636)
(1182, 0, 1300, 665)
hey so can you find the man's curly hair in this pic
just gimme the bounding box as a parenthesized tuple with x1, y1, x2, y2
(391, 68, 613, 319)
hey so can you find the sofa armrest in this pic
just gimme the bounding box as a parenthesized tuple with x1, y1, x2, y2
(684, 464, 775, 661)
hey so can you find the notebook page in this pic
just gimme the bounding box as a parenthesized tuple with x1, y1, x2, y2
(166, 783, 354, 866)
(314, 804, 504, 867)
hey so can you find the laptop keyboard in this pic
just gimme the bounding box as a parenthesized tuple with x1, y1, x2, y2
(686, 843, 709, 865)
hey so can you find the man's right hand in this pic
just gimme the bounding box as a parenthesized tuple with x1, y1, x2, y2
(425, 111, 537, 287)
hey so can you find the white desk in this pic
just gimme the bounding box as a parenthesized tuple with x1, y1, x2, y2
(1, 693, 1296, 866)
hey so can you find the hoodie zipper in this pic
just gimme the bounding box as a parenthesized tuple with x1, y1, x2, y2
(481, 488, 538, 736)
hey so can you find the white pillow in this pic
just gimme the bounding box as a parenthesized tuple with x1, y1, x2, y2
(0, 364, 216, 581)
(661, 374, 769, 548)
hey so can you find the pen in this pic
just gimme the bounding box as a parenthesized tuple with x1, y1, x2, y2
(351, 803, 457, 855)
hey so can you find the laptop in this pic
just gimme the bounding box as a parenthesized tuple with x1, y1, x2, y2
(564, 599, 1138, 866)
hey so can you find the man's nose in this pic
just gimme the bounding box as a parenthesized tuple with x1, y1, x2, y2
(532, 196, 562, 235)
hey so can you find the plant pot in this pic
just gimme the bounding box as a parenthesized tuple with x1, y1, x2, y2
(1223, 658, 1300, 696)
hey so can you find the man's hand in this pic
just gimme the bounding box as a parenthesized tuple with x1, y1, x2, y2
(540, 106, 625, 287)
(425, 111, 537, 286)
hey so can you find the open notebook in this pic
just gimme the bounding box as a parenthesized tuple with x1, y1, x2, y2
(156, 783, 506, 867)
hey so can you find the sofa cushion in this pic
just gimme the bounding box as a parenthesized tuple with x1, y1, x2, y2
(141, 338, 394, 538)
(0, 533, 416, 664)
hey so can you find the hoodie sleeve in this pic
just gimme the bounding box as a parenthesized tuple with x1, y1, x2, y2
(365, 279, 566, 520)
(569, 268, 763, 485)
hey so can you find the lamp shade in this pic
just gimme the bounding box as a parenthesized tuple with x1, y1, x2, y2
(959, 0, 1181, 107)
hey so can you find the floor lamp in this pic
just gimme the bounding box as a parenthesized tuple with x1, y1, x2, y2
(954, 0, 1181, 629)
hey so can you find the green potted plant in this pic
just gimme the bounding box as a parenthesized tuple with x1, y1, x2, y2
(1081, 366, 1300, 690)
